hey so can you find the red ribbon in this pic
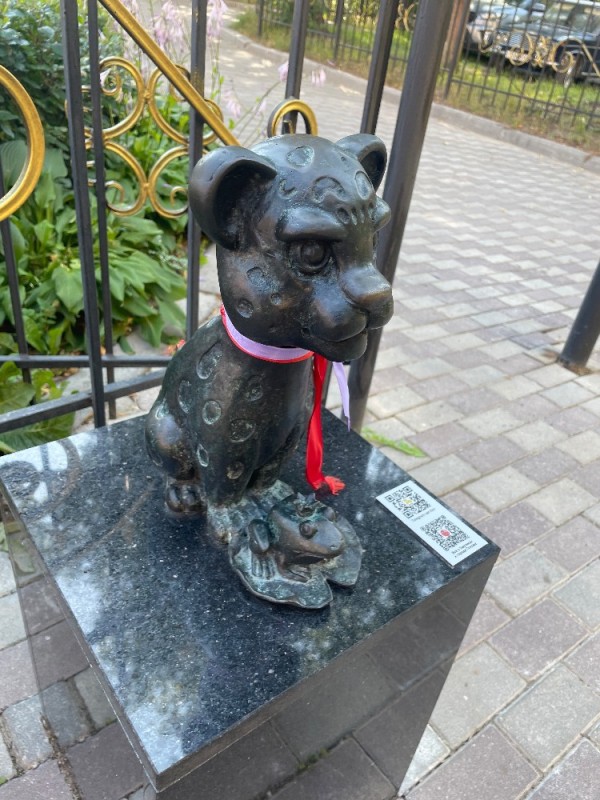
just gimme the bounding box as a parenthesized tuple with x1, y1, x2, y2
(305, 354, 345, 495)
(220, 308, 345, 495)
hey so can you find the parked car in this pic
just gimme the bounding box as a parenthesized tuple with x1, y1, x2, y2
(465, 0, 548, 52)
(492, 0, 600, 84)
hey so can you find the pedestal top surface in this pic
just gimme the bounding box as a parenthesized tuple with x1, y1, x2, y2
(0, 414, 497, 782)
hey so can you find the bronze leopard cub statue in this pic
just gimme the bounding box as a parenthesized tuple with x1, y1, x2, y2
(145, 133, 393, 607)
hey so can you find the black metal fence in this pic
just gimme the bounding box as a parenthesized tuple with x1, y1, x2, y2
(256, 0, 600, 140)
(0, 0, 456, 444)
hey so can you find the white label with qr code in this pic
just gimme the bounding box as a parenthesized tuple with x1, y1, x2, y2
(377, 480, 487, 566)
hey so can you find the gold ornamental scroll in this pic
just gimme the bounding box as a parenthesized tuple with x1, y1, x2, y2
(0, 66, 45, 221)
(99, 0, 240, 147)
(99, 0, 319, 150)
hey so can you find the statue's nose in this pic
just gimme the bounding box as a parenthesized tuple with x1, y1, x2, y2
(340, 265, 393, 328)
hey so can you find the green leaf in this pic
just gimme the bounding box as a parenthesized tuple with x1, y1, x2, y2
(0, 412, 74, 454)
(138, 314, 163, 348)
(121, 293, 154, 317)
(53, 266, 83, 313)
(32, 170, 57, 210)
(0, 379, 35, 414)
(0, 140, 27, 185)
(361, 428, 427, 458)
(22, 311, 48, 352)
(43, 146, 68, 179)
(47, 320, 67, 354)
(0, 333, 17, 354)
(33, 219, 54, 249)
(117, 335, 135, 355)
(109, 269, 125, 302)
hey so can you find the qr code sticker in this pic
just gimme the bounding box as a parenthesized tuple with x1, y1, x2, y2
(421, 516, 470, 552)
(383, 485, 434, 519)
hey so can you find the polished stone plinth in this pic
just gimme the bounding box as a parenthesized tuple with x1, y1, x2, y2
(0, 413, 499, 800)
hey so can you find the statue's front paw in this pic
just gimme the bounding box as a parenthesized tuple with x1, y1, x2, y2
(165, 479, 205, 516)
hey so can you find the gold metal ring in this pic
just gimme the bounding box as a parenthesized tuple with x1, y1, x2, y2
(0, 66, 45, 221)
(266, 99, 318, 137)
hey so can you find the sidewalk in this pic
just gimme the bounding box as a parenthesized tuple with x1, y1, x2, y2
(1, 11, 600, 799)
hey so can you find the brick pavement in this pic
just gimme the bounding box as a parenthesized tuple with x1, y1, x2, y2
(1, 9, 600, 799)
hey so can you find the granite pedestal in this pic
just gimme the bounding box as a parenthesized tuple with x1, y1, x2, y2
(0, 413, 499, 800)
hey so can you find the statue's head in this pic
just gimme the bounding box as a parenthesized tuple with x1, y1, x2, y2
(189, 134, 393, 362)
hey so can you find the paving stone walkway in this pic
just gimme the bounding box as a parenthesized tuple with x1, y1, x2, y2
(1, 8, 600, 799)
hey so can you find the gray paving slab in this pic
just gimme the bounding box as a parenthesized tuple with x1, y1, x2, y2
(490, 598, 586, 679)
(527, 740, 600, 800)
(66, 724, 144, 800)
(430, 643, 525, 750)
(398, 726, 449, 796)
(0, 731, 15, 782)
(0, 595, 25, 653)
(465, 467, 540, 513)
(0, 642, 37, 712)
(526, 479, 598, 526)
(554, 560, 600, 629)
(0, 554, 14, 599)
(478, 502, 553, 557)
(405, 725, 538, 800)
(270, 739, 396, 800)
(497, 666, 600, 770)
(486, 547, 568, 615)
(1, 695, 53, 770)
(536, 516, 600, 572)
(73, 669, 116, 731)
(0, 760, 74, 799)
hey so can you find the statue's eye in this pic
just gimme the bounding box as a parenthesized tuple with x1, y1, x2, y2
(292, 240, 331, 274)
(300, 522, 318, 538)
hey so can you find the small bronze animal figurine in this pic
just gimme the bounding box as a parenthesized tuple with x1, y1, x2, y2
(230, 494, 362, 608)
(145, 132, 393, 606)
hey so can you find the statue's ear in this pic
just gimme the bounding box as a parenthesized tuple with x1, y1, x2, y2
(189, 146, 277, 249)
(336, 134, 387, 191)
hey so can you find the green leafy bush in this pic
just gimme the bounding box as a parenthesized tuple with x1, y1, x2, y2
(0, 142, 186, 354)
(0, 362, 74, 453)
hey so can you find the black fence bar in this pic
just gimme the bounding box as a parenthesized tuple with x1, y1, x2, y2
(258, 0, 266, 37)
(360, 0, 398, 135)
(348, 0, 455, 431)
(61, 0, 107, 427)
(88, 0, 117, 418)
(0, 157, 31, 384)
(0, 354, 171, 368)
(559, 259, 600, 371)
(332, 0, 345, 62)
(186, 0, 207, 340)
(285, 0, 310, 130)
(0, 371, 166, 435)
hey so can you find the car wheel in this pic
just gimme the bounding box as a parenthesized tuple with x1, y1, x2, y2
(556, 51, 582, 88)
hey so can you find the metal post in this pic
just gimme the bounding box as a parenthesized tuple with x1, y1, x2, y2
(258, 0, 266, 37)
(360, 0, 398, 134)
(88, 0, 116, 418)
(284, 0, 310, 132)
(61, 0, 106, 427)
(332, 0, 345, 62)
(0, 155, 31, 384)
(186, 0, 207, 339)
(444, 0, 471, 97)
(559, 259, 600, 371)
(348, 0, 454, 431)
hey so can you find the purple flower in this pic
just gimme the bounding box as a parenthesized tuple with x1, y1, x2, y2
(278, 61, 289, 82)
(311, 67, 326, 87)
(153, 0, 186, 57)
(223, 87, 242, 120)
(208, 0, 229, 42)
